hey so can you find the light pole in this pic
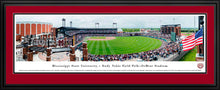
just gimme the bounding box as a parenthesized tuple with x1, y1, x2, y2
(113, 23, 117, 28)
(113, 22, 117, 28)
(173, 18, 175, 24)
(95, 23, 99, 28)
(62, 18, 66, 27)
(70, 21, 72, 27)
(160, 20, 162, 32)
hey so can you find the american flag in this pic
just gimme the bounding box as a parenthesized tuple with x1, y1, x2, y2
(195, 27, 204, 45)
(182, 27, 203, 51)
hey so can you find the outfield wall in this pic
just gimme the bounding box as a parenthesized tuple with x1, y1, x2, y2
(141, 36, 168, 42)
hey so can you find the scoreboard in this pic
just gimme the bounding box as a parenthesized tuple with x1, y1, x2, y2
(171, 32, 176, 42)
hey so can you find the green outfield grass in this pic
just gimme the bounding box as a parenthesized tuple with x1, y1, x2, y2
(184, 33, 192, 36)
(182, 33, 193, 36)
(179, 47, 197, 61)
(87, 36, 162, 55)
(90, 36, 106, 39)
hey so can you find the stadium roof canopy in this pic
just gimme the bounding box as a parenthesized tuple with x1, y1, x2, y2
(56, 27, 118, 37)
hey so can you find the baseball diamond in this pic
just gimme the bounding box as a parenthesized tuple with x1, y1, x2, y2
(87, 36, 162, 55)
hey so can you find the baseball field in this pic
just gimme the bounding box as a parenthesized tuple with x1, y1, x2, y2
(87, 36, 162, 55)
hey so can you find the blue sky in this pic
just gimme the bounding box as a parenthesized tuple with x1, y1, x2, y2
(15, 14, 203, 28)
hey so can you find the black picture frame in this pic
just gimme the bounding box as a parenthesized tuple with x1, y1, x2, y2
(0, 0, 219, 90)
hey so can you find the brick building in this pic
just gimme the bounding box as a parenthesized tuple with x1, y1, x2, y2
(16, 21, 53, 41)
(51, 27, 57, 37)
(160, 24, 181, 37)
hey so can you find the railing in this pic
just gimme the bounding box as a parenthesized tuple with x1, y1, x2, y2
(52, 47, 71, 53)
(172, 51, 189, 61)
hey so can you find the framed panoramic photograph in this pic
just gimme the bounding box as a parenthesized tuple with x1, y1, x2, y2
(1, 0, 219, 90)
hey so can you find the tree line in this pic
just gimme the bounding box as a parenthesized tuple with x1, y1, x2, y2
(121, 28, 140, 32)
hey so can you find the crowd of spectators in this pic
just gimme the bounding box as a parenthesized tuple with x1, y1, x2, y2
(139, 41, 182, 61)
(143, 32, 171, 40)
(88, 54, 139, 61)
